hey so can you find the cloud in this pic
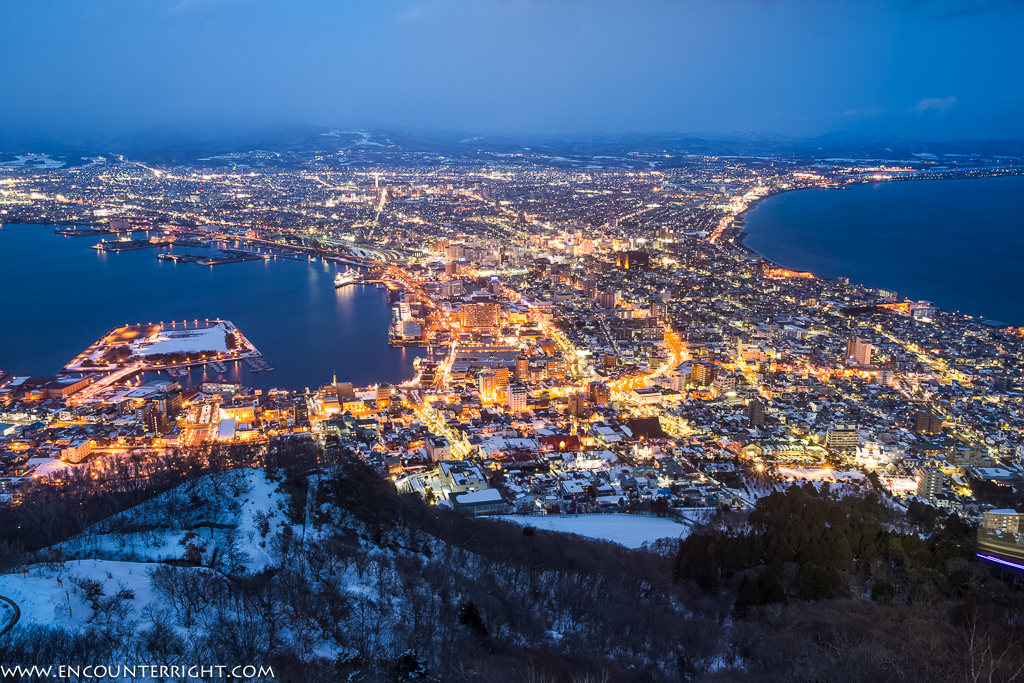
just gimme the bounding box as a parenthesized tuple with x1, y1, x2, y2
(912, 96, 958, 113)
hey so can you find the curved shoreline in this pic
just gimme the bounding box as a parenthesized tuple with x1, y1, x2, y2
(727, 172, 1024, 326)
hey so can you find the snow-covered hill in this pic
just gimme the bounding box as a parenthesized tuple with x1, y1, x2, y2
(0, 463, 699, 680)
(59, 469, 296, 575)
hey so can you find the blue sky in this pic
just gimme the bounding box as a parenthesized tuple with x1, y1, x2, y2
(2, 0, 1022, 139)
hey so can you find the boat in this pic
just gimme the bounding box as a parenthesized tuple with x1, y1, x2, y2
(334, 268, 359, 288)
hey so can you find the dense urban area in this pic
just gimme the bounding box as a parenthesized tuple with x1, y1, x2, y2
(1, 134, 1024, 682)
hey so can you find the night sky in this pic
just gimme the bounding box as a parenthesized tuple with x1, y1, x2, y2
(2, 0, 1022, 139)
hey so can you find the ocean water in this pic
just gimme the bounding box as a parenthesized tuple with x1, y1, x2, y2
(0, 226, 422, 390)
(742, 175, 1024, 326)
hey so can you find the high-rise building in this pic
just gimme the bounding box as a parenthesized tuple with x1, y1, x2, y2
(136, 402, 156, 427)
(566, 393, 586, 417)
(507, 383, 528, 413)
(691, 363, 715, 387)
(588, 381, 611, 405)
(598, 289, 619, 309)
(915, 467, 943, 500)
(914, 410, 943, 435)
(874, 369, 894, 386)
(492, 367, 510, 388)
(478, 371, 497, 401)
(515, 355, 530, 380)
(748, 399, 766, 428)
(295, 397, 310, 426)
(847, 337, 872, 366)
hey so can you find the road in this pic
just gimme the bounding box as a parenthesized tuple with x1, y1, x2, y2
(0, 594, 20, 638)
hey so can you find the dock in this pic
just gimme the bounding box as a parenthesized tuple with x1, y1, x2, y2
(244, 356, 274, 372)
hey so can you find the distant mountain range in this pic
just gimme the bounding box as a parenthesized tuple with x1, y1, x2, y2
(1, 121, 1022, 164)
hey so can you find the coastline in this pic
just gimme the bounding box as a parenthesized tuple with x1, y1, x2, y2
(0, 225, 423, 388)
(725, 172, 1024, 326)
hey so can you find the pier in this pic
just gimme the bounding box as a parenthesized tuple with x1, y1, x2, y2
(92, 239, 165, 252)
(245, 356, 274, 372)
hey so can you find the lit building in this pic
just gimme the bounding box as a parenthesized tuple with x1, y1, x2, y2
(826, 424, 860, 452)
(61, 438, 93, 464)
(983, 510, 1020, 534)
(377, 383, 392, 407)
(712, 372, 736, 394)
(914, 410, 943, 435)
(690, 363, 715, 387)
(915, 467, 943, 500)
(507, 383, 528, 413)
(515, 355, 530, 380)
(847, 337, 872, 366)
(615, 250, 650, 271)
(545, 358, 567, 380)
(426, 436, 451, 462)
(461, 302, 500, 329)
(478, 371, 497, 402)
(588, 381, 610, 405)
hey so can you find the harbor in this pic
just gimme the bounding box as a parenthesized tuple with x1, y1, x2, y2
(0, 224, 423, 391)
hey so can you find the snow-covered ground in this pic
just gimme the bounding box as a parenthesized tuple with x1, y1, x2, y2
(60, 469, 294, 574)
(0, 566, 94, 629)
(1, 470, 379, 639)
(497, 514, 692, 548)
(0, 559, 225, 631)
(135, 323, 232, 356)
(0, 154, 65, 169)
(777, 466, 865, 483)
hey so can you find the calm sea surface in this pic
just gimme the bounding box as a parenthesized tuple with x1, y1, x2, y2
(0, 226, 422, 390)
(742, 175, 1024, 326)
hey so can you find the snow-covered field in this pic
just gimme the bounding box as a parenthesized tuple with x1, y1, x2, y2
(497, 514, 692, 548)
(135, 324, 231, 356)
(777, 466, 865, 483)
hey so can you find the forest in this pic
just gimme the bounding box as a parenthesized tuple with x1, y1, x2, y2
(1, 443, 1023, 683)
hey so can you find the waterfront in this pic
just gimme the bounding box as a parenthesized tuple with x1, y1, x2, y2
(742, 175, 1024, 326)
(0, 225, 423, 390)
